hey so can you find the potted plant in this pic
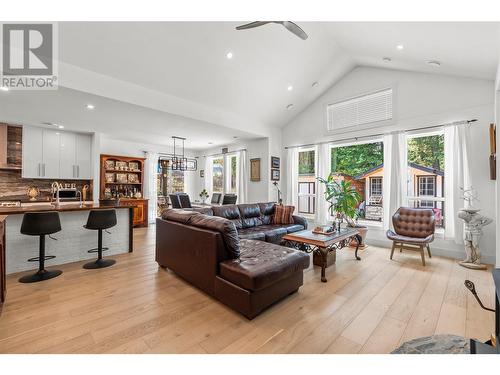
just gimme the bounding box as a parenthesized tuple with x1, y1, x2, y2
(199, 189, 209, 204)
(317, 175, 368, 247)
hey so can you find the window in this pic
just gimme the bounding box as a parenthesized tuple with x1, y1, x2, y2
(212, 157, 224, 193)
(370, 177, 383, 197)
(330, 141, 384, 222)
(406, 132, 445, 227)
(327, 88, 393, 131)
(211, 154, 239, 196)
(298, 148, 316, 216)
(157, 159, 185, 197)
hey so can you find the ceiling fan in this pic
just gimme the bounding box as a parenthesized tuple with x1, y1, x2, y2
(235, 21, 308, 40)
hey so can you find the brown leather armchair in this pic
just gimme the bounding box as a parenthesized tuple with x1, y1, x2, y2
(386, 207, 435, 266)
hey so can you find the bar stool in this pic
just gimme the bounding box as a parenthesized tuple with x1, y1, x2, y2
(19, 211, 63, 283)
(83, 209, 117, 269)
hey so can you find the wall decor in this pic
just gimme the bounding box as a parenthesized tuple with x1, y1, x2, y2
(128, 161, 140, 171)
(200, 169, 204, 178)
(271, 168, 280, 181)
(250, 158, 261, 182)
(105, 173, 115, 183)
(116, 173, 128, 183)
(489, 123, 496, 180)
(271, 156, 280, 169)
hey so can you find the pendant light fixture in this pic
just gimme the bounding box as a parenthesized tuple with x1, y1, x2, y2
(171, 136, 187, 171)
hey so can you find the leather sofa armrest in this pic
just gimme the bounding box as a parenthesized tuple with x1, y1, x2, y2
(292, 215, 308, 230)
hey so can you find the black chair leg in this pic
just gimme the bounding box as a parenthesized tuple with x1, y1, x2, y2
(83, 229, 116, 269)
(19, 235, 62, 283)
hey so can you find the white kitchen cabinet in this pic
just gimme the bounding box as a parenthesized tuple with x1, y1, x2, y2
(21, 126, 43, 178)
(22, 126, 92, 180)
(59, 132, 77, 179)
(75, 134, 92, 179)
(41, 129, 60, 179)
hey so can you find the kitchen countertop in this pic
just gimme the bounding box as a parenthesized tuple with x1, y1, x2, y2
(0, 202, 136, 215)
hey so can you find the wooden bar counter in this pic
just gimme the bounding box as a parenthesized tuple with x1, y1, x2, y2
(0, 202, 135, 276)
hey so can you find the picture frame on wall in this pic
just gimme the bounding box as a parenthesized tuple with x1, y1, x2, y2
(271, 156, 280, 169)
(250, 158, 261, 182)
(200, 169, 204, 178)
(271, 168, 280, 181)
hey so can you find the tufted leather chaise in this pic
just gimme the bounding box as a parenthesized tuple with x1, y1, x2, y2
(386, 207, 435, 266)
(156, 209, 310, 319)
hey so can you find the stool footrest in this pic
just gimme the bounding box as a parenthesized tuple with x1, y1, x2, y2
(87, 247, 109, 254)
(27, 255, 56, 262)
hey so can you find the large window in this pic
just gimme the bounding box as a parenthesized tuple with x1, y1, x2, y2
(157, 160, 185, 197)
(211, 154, 239, 196)
(330, 141, 384, 222)
(298, 148, 316, 216)
(406, 132, 445, 227)
(212, 157, 224, 193)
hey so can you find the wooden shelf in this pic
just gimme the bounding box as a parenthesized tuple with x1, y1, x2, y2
(104, 182, 142, 185)
(105, 169, 142, 173)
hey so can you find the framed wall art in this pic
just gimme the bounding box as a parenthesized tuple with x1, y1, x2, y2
(250, 158, 261, 182)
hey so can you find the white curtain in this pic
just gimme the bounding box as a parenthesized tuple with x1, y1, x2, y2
(145, 151, 159, 224)
(316, 143, 331, 224)
(444, 123, 472, 243)
(204, 156, 213, 199)
(382, 132, 408, 231)
(285, 148, 299, 209)
(236, 150, 248, 203)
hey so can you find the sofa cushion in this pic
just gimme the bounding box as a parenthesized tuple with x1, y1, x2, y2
(282, 223, 305, 233)
(192, 207, 214, 215)
(212, 205, 243, 229)
(219, 239, 310, 291)
(238, 204, 263, 228)
(189, 214, 240, 259)
(238, 227, 266, 241)
(273, 204, 295, 224)
(259, 202, 276, 225)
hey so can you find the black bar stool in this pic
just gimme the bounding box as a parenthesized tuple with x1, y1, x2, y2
(83, 209, 117, 269)
(19, 211, 63, 283)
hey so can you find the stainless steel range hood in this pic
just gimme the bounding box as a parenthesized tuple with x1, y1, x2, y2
(0, 123, 22, 170)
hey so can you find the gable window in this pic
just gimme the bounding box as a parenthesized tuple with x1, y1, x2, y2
(327, 88, 393, 131)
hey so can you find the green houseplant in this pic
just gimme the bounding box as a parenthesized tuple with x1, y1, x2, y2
(317, 175, 368, 247)
(199, 189, 209, 204)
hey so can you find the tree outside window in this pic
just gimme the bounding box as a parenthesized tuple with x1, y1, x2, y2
(212, 157, 224, 193)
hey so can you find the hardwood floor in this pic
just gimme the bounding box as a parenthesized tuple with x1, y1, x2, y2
(0, 226, 495, 354)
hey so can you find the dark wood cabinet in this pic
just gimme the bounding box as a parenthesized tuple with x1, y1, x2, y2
(99, 154, 148, 227)
(0, 216, 6, 305)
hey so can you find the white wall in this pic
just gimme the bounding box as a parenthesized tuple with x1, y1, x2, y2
(282, 66, 496, 263)
(194, 137, 273, 204)
(97, 136, 198, 200)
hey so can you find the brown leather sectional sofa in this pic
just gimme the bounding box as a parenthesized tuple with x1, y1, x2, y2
(156, 203, 310, 319)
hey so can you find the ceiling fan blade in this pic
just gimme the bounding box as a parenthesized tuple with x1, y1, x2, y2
(235, 21, 270, 30)
(281, 21, 308, 40)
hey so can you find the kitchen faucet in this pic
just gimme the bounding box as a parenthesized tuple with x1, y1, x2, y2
(51, 182, 61, 207)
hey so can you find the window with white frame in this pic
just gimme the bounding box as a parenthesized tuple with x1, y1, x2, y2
(211, 154, 239, 196)
(406, 131, 445, 228)
(298, 148, 316, 216)
(330, 140, 384, 222)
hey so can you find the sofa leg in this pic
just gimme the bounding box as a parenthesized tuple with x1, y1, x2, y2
(427, 244, 432, 258)
(420, 245, 426, 266)
(390, 242, 396, 260)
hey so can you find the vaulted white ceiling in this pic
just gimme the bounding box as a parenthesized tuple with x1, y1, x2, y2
(1, 22, 498, 147)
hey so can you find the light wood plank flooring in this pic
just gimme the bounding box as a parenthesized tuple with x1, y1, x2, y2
(0, 226, 495, 354)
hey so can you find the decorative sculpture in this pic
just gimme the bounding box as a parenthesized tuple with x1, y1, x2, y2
(457, 188, 492, 270)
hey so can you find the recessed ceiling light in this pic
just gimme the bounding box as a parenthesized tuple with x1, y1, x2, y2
(86, 104, 95, 110)
(226, 52, 233, 59)
(58, 125, 64, 129)
(396, 44, 404, 50)
(286, 104, 294, 110)
(287, 85, 293, 91)
(382, 57, 392, 62)
(0, 86, 9, 92)
(312, 81, 319, 88)
(427, 60, 441, 67)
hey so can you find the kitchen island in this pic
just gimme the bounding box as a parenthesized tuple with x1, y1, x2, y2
(0, 203, 134, 274)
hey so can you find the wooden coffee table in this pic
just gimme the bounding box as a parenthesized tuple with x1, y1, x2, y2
(282, 228, 362, 283)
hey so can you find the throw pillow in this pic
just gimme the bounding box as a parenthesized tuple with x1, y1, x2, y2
(273, 204, 295, 224)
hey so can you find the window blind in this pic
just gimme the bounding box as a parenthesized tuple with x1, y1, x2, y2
(327, 88, 393, 131)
